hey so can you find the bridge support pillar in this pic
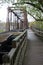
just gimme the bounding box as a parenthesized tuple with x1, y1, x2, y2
(23, 10, 28, 29)
(6, 7, 10, 31)
(20, 21, 23, 29)
(17, 18, 19, 29)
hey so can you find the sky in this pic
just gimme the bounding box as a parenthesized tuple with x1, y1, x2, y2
(27, 14, 35, 22)
(0, 3, 8, 22)
(0, 2, 35, 22)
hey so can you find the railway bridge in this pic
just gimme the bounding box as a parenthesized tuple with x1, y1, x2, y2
(0, 4, 43, 65)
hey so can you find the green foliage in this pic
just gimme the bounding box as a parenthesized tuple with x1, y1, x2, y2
(0, 30, 4, 33)
(31, 21, 43, 30)
(17, 0, 43, 20)
(0, 0, 43, 21)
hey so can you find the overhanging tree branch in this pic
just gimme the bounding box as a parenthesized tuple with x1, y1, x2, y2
(25, 2, 43, 12)
(27, 11, 43, 21)
(27, 11, 36, 20)
(13, 2, 43, 12)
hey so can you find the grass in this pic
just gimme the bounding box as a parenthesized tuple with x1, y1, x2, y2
(0, 30, 5, 33)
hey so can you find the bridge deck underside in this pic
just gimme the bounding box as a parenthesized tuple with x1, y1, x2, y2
(23, 29, 43, 65)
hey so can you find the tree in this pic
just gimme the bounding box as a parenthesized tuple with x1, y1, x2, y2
(0, 0, 43, 21)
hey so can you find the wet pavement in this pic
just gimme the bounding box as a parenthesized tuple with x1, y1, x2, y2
(23, 29, 43, 65)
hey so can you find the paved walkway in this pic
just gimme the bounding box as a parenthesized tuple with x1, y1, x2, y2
(23, 29, 43, 65)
